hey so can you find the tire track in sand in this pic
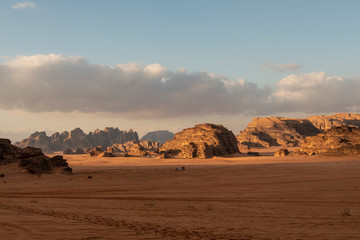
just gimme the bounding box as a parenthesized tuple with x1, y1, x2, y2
(0, 203, 259, 240)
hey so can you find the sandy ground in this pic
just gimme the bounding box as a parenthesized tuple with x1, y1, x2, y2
(1, 154, 360, 240)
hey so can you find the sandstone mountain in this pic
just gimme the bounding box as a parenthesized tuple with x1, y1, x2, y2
(296, 126, 360, 156)
(140, 130, 174, 144)
(237, 117, 320, 149)
(0, 138, 72, 175)
(237, 113, 360, 149)
(15, 127, 138, 153)
(160, 123, 239, 158)
(307, 113, 360, 130)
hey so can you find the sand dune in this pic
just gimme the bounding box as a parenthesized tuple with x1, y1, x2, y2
(1, 155, 360, 239)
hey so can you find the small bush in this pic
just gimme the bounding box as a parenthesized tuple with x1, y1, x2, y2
(341, 208, 351, 216)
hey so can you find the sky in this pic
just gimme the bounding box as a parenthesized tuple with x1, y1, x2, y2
(1, 0, 360, 141)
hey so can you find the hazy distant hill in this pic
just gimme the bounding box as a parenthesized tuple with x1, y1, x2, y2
(140, 130, 174, 144)
(15, 127, 138, 152)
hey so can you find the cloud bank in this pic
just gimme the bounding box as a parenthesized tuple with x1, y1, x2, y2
(12, 1, 36, 9)
(0, 54, 359, 118)
(262, 62, 302, 72)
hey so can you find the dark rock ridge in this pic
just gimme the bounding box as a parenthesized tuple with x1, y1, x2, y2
(159, 123, 240, 159)
(0, 138, 72, 175)
(237, 113, 360, 149)
(15, 127, 138, 153)
(295, 126, 360, 156)
(140, 130, 174, 144)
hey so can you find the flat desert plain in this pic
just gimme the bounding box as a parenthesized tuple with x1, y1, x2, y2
(1, 154, 360, 239)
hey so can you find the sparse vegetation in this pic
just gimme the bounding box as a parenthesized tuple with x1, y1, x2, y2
(341, 208, 351, 216)
(144, 200, 156, 207)
(187, 203, 197, 210)
(207, 204, 214, 211)
(0, 173, 4, 178)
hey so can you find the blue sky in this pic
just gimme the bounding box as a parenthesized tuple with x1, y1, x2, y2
(1, 0, 360, 141)
(2, 0, 360, 84)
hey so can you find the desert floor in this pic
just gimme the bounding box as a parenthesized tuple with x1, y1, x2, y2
(1, 153, 360, 240)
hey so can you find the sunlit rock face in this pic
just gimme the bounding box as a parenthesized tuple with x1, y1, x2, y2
(237, 113, 360, 150)
(160, 123, 240, 159)
(296, 126, 360, 156)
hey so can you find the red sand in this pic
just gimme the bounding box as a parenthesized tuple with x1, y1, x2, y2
(1, 154, 360, 239)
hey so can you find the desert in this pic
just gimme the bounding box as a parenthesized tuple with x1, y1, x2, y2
(2, 2, 360, 239)
(1, 126, 360, 239)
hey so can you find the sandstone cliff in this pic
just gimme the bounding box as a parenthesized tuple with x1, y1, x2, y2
(237, 117, 320, 149)
(307, 113, 360, 130)
(0, 138, 72, 175)
(237, 113, 360, 149)
(296, 126, 360, 156)
(159, 123, 239, 158)
(15, 127, 138, 153)
(140, 130, 174, 144)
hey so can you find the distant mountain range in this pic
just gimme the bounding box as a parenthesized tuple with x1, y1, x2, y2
(15, 127, 139, 153)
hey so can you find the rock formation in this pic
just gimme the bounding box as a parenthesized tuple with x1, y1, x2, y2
(140, 130, 174, 144)
(15, 127, 139, 153)
(237, 117, 321, 149)
(127, 142, 148, 157)
(296, 126, 360, 156)
(89, 146, 104, 157)
(111, 140, 161, 153)
(159, 123, 240, 159)
(237, 113, 360, 149)
(274, 148, 290, 157)
(0, 138, 72, 175)
(307, 113, 360, 131)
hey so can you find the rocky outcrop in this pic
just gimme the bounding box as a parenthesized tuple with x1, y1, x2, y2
(15, 127, 139, 153)
(0, 138, 72, 175)
(89, 146, 104, 157)
(159, 123, 240, 159)
(127, 143, 148, 157)
(307, 113, 360, 131)
(237, 117, 321, 149)
(141, 130, 174, 144)
(237, 113, 360, 149)
(274, 148, 290, 157)
(111, 140, 161, 153)
(296, 126, 360, 156)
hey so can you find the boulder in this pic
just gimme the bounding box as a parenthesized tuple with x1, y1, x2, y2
(0, 138, 72, 175)
(89, 146, 103, 157)
(159, 123, 240, 159)
(274, 148, 290, 157)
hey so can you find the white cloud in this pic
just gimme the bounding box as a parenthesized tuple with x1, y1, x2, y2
(270, 72, 360, 113)
(12, 1, 36, 9)
(0, 54, 359, 118)
(262, 62, 302, 72)
(0, 54, 269, 118)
